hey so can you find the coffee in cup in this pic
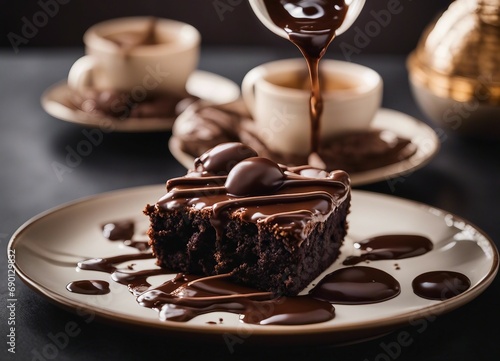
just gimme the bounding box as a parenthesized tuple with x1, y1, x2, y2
(241, 58, 383, 156)
(68, 17, 201, 97)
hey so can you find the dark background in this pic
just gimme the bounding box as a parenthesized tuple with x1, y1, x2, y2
(1, 0, 451, 55)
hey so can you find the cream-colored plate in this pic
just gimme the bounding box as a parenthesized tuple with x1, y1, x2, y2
(8, 185, 497, 345)
(169, 108, 440, 186)
(41, 70, 240, 132)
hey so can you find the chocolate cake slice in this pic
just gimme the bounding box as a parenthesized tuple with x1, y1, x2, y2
(144, 142, 351, 296)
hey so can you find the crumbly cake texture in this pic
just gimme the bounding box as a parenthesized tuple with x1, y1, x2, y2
(144, 142, 351, 296)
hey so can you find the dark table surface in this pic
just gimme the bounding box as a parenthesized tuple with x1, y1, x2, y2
(1, 47, 499, 361)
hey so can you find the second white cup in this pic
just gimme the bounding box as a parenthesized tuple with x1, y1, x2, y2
(68, 17, 201, 96)
(241, 58, 383, 156)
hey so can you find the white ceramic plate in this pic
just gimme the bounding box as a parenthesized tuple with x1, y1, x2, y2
(8, 185, 498, 346)
(169, 108, 440, 186)
(40, 70, 241, 132)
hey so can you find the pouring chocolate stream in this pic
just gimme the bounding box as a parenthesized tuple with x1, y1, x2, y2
(251, 0, 364, 159)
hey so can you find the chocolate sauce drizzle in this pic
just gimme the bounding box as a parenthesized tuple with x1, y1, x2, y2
(136, 273, 336, 325)
(70, 249, 403, 325)
(67, 217, 472, 326)
(72, 253, 338, 325)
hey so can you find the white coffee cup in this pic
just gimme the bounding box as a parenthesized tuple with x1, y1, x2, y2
(241, 58, 383, 155)
(68, 17, 201, 96)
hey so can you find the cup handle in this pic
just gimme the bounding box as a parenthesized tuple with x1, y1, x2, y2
(241, 66, 268, 117)
(67, 55, 96, 92)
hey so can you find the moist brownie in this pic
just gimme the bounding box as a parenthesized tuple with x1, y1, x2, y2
(144, 142, 351, 296)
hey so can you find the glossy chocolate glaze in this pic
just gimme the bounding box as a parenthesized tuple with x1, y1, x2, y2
(309, 266, 401, 304)
(412, 271, 471, 300)
(66, 280, 110, 295)
(157, 143, 350, 244)
(263, 0, 349, 154)
(343, 234, 434, 266)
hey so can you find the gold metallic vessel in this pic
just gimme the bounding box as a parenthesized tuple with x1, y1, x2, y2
(408, 0, 500, 137)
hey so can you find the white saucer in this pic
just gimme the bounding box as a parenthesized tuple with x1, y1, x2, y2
(169, 108, 440, 186)
(41, 70, 241, 132)
(8, 185, 498, 345)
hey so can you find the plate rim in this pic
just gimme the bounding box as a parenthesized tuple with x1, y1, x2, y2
(169, 107, 441, 186)
(7, 185, 499, 344)
(40, 70, 241, 133)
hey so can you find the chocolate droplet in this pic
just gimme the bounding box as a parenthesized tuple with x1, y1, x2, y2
(102, 220, 135, 241)
(194, 142, 258, 175)
(412, 271, 471, 300)
(66, 280, 110, 295)
(225, 157, 285, 197)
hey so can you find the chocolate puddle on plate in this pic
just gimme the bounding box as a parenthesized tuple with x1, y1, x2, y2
(66, 219, 471, 326)
(412, 271, 471, 301)
(342, 234, 434, 266)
